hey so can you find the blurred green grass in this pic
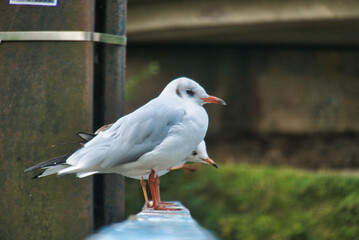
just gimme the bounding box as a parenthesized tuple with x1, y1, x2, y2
(125, 164, 359, 240)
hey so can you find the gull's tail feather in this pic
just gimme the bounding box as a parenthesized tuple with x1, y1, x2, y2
(25, 153, 73, 172)
(77, 171, 99, 178)
(27, 131, 107, 179)
(31, 171, 46, 179)
(35, 165, 69, 179)
(25, 153, 74, 179)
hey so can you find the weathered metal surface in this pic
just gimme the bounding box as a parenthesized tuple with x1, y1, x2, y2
(93, 0, 127, 229)
(128, 0, 359, 45)
(87, 202, 217, 240)
(0, 1, 93, 31)
(0, 1, 94, 239)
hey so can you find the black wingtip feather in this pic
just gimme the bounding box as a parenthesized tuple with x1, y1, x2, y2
(31, 170, 45, 180)
(25, 153, 73, 172)
(77, 132, 96, 142)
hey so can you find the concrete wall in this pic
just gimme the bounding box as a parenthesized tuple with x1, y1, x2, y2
(128, 0, 359, 45)
(254, 48, 359, 133)
(126, 46, 359, 136)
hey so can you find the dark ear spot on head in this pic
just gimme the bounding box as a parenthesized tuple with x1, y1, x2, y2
(176, 88, 181, 97)
(192, 151, 197, 156)
(186, 89, 195, 97)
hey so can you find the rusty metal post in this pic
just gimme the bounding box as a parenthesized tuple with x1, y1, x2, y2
(93, 0, 127, 229)
(0, 1, 94, 239)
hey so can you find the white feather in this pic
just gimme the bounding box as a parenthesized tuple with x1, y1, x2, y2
(77, 171, 99, 178)
(38, 165, 67, 178)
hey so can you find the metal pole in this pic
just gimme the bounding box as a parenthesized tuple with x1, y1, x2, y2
(93, 0, 127, 230)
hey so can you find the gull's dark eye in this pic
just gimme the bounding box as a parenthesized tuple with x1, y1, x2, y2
(186, 89, 195, 96)
(192, 151, 197, 156)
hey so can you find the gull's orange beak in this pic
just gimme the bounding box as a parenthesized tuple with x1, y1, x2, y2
(201, 96, 226, 105)
(201, 157, 218, 169)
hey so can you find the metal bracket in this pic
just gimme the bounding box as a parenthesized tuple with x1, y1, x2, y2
(0, 31, 126, 45)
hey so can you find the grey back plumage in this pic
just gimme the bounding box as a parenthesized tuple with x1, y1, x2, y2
(66, 98, 186, 169)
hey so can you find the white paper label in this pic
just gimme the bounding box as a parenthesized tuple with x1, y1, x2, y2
(9, 0, 58, 7)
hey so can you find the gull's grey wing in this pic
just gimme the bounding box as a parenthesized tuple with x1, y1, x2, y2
(67, 100, 185, 169)
(100, 103, 185, 168)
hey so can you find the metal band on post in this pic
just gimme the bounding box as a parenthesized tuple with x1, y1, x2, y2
(0, 31, 127, 45)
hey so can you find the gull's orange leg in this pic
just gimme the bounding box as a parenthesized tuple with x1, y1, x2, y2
(155, 175, 161, 202)
(148, 172, 181, 211)
(155, 175, 176, 207)
(168, 164, 185, 171)
(141, 176, 152, 208)
(148, 171, 179, 211)
(148, 170, 159, 209)
(169, 164, 199, 174)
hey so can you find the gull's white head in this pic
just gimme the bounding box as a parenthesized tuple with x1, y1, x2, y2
(185, 140, 218, 168)
(161, 77, 226, 106)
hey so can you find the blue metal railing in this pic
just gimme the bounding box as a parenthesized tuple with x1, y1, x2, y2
(87, 202, 217, 240)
